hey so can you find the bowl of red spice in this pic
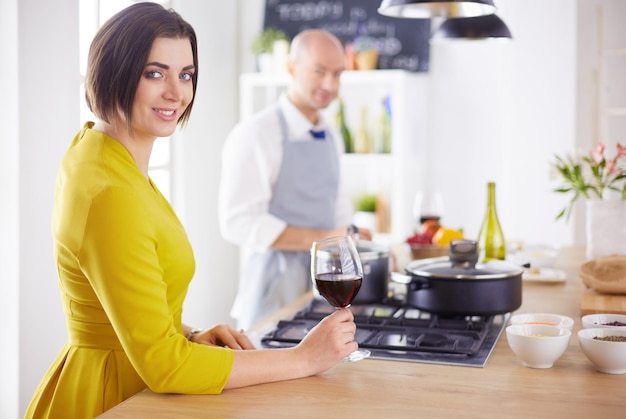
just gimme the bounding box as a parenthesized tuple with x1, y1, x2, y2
(510, 313, 574, 331)
(577, 328, 626, 374)
(581, 313, 626, 329)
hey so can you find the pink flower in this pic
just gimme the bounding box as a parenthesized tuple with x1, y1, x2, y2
(589, 143, 606, 165)
(553, 141, 626, 221)
(606, 160, 620, 175)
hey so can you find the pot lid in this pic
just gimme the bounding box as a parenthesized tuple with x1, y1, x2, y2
(356, 240, 390, 260)
(405, 240, 523, 280)
(405, 257, 523, 280)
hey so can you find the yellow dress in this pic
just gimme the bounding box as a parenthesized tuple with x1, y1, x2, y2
(25, 123, 234, 419)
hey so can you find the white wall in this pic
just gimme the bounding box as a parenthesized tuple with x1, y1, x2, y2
(0, 0, 610, 417)
(0, 1, 20, 417)
(500, 0, 577, 247)
(8, 0, 79, 416)
(426, 0, 577, 247)
(175, 0, 240, 328)
(1, 1, 241, 416)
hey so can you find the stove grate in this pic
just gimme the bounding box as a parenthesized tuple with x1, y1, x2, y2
(260, 299, 509, 366)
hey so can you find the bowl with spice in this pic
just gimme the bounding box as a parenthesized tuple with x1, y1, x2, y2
(577, 328, 626, 374)
(505, 324, 571, 369)
(510, 313, 574, 331)
(581, 313, 626, 329)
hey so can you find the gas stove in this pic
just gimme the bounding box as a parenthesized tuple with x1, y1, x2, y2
(261, 298, 510, 367)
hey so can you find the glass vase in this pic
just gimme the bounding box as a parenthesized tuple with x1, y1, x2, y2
(585, 199, 626, 260)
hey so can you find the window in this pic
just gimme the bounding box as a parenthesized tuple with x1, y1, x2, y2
(78, 0, 174, 201)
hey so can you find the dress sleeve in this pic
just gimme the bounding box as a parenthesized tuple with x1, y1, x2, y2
(78, 185, 233, 394)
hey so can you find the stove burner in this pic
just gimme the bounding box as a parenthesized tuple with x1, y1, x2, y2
(261, 298, 510, 367)
(417, 333, 451, 347)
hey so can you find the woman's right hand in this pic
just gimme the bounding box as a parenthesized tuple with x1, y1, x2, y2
(295, 308, 358, 374)
(224, 307, 358, 389)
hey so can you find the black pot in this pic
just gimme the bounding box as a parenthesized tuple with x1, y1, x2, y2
(354, 241, 390, 304)
(391, 240, 523, 316)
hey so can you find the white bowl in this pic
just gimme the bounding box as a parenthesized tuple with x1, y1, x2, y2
(578, 328, 626, 374)
(581, 313, 626, 329)
(506, 324, 571, 368)
(510, 313, 574, 331)
(519, 245, 558, 268)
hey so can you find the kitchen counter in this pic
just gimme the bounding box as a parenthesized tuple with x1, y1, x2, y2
(99, 247, 625, 418)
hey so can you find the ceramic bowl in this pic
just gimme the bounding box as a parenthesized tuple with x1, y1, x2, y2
(581, 313, 626, 329)
(510, 313, 574, 331)
(577, 328, 626, 374)
(517, 245, 558, 268)
(506, 324, 571, 368)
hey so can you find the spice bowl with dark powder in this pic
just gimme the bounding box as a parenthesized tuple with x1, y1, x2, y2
(578, 328, 626, 374)
(581, 313, 626, 329)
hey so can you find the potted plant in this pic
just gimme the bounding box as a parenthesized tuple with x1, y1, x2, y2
(353, 194, 378, 233)
(251, 27, 290, 73)
(352, 34, 380, 70)
(552, 142, 626, 220)
(552, 142, 626, 259)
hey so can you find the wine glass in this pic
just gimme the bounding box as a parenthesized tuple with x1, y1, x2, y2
(413, 190, 444, 228)
(310, 235, 371, 362)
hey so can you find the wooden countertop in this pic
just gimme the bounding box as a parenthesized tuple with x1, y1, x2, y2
(99, 247, 625, 418)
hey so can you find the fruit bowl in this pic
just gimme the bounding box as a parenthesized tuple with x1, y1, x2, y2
(409, 244, 449, 260)
(406, 220, 463, 261)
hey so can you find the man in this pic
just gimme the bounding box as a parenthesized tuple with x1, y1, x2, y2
(219, 29, 371, 329)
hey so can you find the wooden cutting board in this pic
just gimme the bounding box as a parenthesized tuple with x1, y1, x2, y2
(580, 288, 626, 315)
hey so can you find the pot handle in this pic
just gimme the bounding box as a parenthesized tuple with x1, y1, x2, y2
(390, 272, 430, 290)
(390, 271, 412, 285)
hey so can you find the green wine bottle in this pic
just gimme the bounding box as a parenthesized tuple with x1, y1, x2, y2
(335, 97, 352, 153)
(373, 96, 391, 154)
(477, 182, 506, 261)
(354, 105, 371, 154)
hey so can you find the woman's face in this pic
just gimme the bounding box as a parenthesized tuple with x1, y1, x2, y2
(130, 36, 195, 140)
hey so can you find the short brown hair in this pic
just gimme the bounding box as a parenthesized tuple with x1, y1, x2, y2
(85, 2, 198, 129)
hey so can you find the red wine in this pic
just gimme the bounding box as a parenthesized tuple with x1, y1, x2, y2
(419, 215, 441, 225)
(315, 274, 362, 308)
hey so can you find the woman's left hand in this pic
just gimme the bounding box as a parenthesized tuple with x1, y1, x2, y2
(191, 324, 256, 350)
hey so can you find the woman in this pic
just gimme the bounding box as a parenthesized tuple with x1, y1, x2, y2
(26, 3, 358, 418)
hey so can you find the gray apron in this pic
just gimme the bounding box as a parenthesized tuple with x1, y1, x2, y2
(231, 107, 339, 329)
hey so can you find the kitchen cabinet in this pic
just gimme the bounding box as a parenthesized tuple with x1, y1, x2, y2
(239, 70, 430, 242)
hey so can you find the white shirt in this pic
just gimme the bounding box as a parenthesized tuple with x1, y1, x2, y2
(219, 94, 353, 251)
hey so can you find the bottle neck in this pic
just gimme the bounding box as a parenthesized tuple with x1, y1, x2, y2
(487, 182, 497, 213)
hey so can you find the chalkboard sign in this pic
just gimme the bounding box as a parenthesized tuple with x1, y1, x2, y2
(263, 0, 430, 72)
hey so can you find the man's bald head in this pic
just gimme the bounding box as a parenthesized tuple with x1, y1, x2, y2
(286, 29, 345, 123)
(289, 29, 344, 61)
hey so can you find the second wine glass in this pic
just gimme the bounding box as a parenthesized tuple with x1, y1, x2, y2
(413, 190, 444, 227)
(310, 235, 371, 362)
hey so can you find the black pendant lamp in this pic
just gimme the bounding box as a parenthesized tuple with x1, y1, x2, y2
(432, 13, 512, 40)
(378, 0, 496, 19)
